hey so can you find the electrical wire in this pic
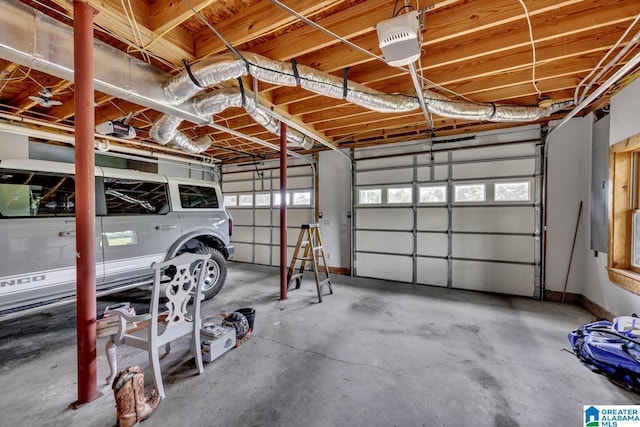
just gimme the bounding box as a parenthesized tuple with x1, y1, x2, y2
(267, 0, 480, 105)
(120, 0, 151, 63)
(517, 0, 542, 97)
(575, 12, 640, 104)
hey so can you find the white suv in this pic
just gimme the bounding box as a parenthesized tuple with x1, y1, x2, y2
(0, 159, 234, 314)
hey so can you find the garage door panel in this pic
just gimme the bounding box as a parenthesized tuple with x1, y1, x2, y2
(452, 144, 535, 161)
(254, 245, 271, 265)
(222, 181, 254, 192)
(417, 165, 448, 181)
(356, 168, 413, 185)
(272, 246, 296, 266)
(229, 209, 253, 225)
(452, 234, 534, 262)
(255, 227, 271, 244)
(255, 209, 272, 226)
(417, 207, 448, 230)
(417, 258, 447, 287)
(452, 260, 534, 296)
(232, 242, 253, 263)
(417, 233, 448, 257)
(452, 159, 534, 179)
(452, 207, 534, 233)
(272, 177, 312, 189)
(357, 208, 413, 230)
(356, 230, 412, 254)
(357, 253, 412, 282)
(231, 225, 254, 243)
(273, 209, 312, 227)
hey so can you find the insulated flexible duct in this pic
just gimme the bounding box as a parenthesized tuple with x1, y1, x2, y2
(152, 52, 572, 152)
(149, 87, 314, 152)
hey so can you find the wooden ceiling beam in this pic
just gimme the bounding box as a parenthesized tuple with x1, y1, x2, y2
(194, 0, 340, 58)
(273, 1, 638, 108)
(284, 31, 633, 116)
(50, 0, 194, 66)
(150, 0, 218, 34)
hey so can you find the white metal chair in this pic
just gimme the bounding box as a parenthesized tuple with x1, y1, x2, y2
(105, 252, 211, 399)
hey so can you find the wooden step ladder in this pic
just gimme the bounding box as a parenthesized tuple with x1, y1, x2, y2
(287, 223, 334, 302)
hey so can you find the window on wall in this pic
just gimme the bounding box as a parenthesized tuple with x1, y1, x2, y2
(359, 188, 382, 205)
(608, 131, 640, 296)
(419, 185, 447, 203)
(387, 187, 412, 204)
(454, 183, 485, 202)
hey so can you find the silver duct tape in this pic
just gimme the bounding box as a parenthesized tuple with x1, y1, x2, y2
(247, 53, 297, 86)
(193, 88, 244, 116)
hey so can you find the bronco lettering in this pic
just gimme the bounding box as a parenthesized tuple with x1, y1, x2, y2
(1, 275, 46, 287)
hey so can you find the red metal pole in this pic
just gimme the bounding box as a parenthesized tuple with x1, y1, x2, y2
(71, 0, 99, 407)
(280, 122, 288, 300)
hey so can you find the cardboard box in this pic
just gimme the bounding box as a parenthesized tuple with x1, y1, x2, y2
(201, 326, 236, 363)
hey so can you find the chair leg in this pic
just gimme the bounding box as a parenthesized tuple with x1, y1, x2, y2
(193, 329, 203, 375)
(105, 338, 118, 386)
(149, 346, 165, 399)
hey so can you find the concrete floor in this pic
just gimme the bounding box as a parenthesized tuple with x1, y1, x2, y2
(0, 262, 637, 427)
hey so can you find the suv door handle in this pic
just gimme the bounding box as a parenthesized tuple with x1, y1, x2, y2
(59, 230, 76, 237)
(155, 225, 177, 230)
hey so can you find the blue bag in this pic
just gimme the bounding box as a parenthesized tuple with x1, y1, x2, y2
(568, 317, 640, 391)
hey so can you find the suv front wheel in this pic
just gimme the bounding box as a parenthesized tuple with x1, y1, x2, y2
(193, 246, 228, 299)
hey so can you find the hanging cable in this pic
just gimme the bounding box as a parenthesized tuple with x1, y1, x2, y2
(517, 0, 542, 97)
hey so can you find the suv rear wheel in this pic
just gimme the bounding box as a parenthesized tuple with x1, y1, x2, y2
(193, 246, 227, 299)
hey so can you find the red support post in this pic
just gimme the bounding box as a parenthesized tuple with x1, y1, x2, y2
(71, 0, 100, 407)
(280, 122, 288, 300)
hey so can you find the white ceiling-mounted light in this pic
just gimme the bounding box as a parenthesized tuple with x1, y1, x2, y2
(376, 10, 421, 67)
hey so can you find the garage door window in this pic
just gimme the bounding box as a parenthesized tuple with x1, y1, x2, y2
(292, 191, 311, 206)
(224, 195, 237, 207)
(454, 183, 485, 202)
(387, 187, 412, 204)
(494, 181, 530, 202)
(255, 193, 271, 206)
(238, 194, 253, 207)
(419, 185, 447, 203)
(359, 188, 382, 205)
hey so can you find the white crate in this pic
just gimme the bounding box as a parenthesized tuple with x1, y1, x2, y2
(201, 326, 236, 363)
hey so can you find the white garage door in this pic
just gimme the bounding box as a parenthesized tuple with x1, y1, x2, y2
(353, 137, 542, 297)
(222, 165, 314, 267)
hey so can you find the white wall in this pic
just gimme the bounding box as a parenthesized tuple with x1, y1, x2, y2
(318, 150, 351, 269)
(545, 116, 591, 294)
(582, 77, 640, 315)
(546, 76, 640, 316)
(0, 131, 29, 159)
